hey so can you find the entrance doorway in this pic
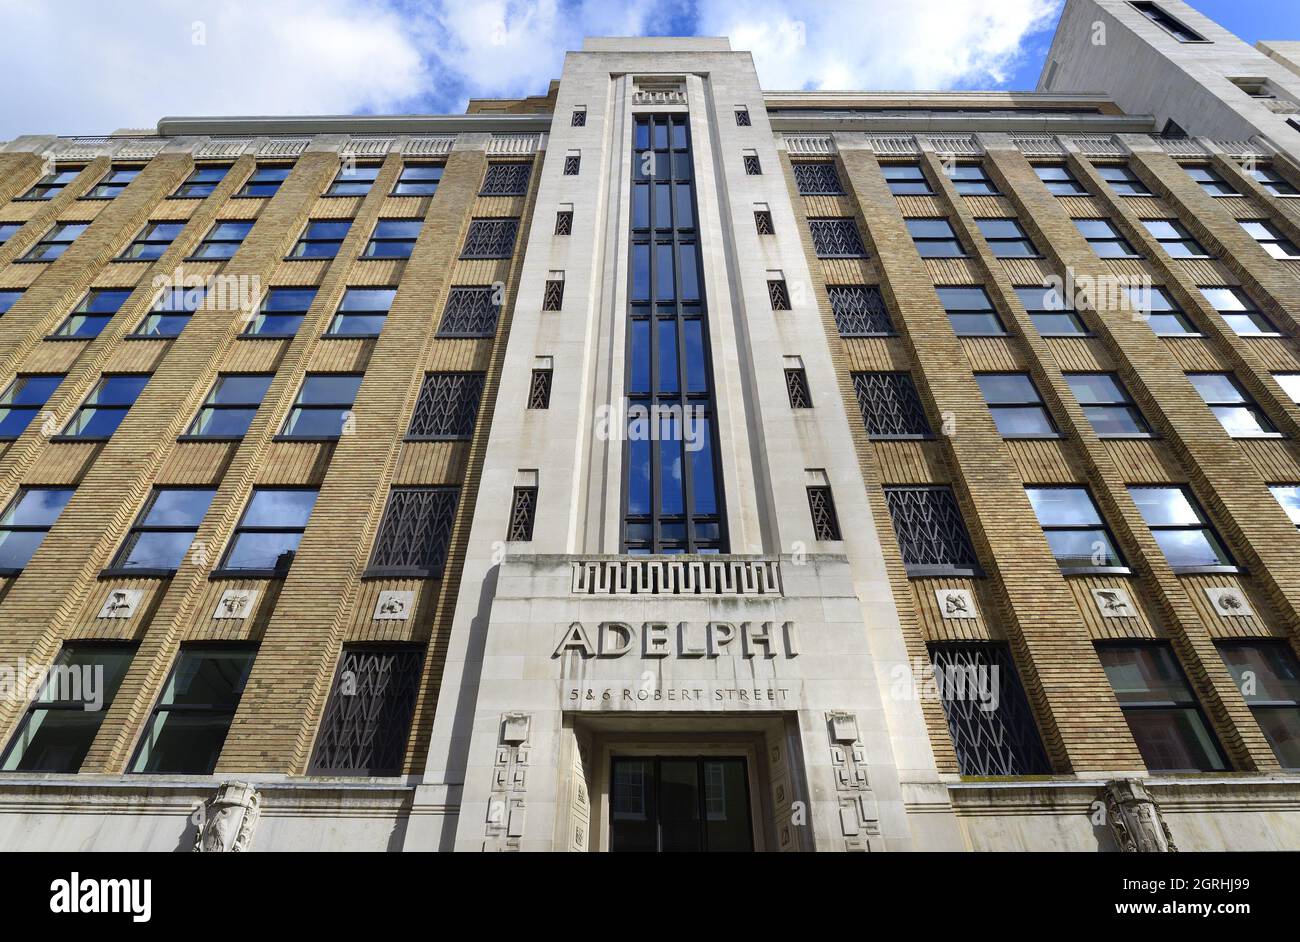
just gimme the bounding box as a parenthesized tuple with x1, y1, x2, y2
(609, 756, 754, 852)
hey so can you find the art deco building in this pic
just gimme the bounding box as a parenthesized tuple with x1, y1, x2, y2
(0, 1, 1298, 852)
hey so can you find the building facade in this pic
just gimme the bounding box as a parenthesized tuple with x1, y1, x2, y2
(1, 12, 1300, 853)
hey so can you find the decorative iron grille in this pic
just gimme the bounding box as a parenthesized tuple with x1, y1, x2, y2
(852, 371, 931, 437)
(368, 486, 459, 576)
(509, 487, 537, 541)
(437, 286, 500, 337)
(883, 486, 980, 573)
(792, 161, 845, 195)
(754, 210, 774, 235)
(543, 278, 564, 311)
(571, 110, 586, 127)
(929, 643, 1051, 776)
(480, 162, 531, 196)
(555, 210, 573, 235)
(460, 218, 519, 259)
(563, 155, 580, 176)
(528, 369, 552, 409)
(809, 218, 866, 257)
(768, 279, 791, 310)
(785, 368, 812, 408)
(743, 154, 762, 175)
(807, 486, 842, 540)
(828, 285, 893, 336)
(309, 646, 423, 776)
(735, 109, 751, 127)
(407, 372, 485, 439)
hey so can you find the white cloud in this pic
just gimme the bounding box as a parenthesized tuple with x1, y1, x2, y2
(0, 0, 427, 137)
(695, 0, 1062, 91)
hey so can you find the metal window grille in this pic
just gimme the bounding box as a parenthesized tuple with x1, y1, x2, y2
(460, 218, 519, 259)
(768, 279, 791, 310)
(368, 486, 459, 575)
(792, 162, 844, 195)
(480, 163, 531, 196)
(509, 486, 537, 541)
(852, 372, 931, 437)
(743, 154, 762, 175)
(809, 218, 865, 257)
(555, 210, 573, 235)
(407, 372, 485, 439)
(828, 285, 892, 336)
(785, 368, 812, 408)
(528, 369, 552, 409)
(543, 278, 564, 311)
(309, 647, 423, 775)
(754, 210, 774, 235)
(437, 286, 500, 337)
(807, 486, 841, 540)
(563, 155, 580, 175)
(883, 486, 981, 573)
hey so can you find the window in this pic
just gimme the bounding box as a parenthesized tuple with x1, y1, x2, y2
(326, 162, 379, 196)
(1128, 485, 1234, 570)
(572, 108, 587, 127)
(555, 209, 573, 235)
(0, 644, 135, 773)
(563, 154, 581, 175)
(309, 646, 423, 775)
(907, 218, 965, 257)
(364, 218, 421, 259)
(976, 373, 1057, 437)
(1250, 166, 1299, 197)
(406, 372, 485, 439)
(785, 366, 811, 408)
(190, 220, 253, 260)
(245, 287, 316, 337)
(1026, 485, 1125, 570)
(1241, 219, 1300, 259)
(528, 367, 552, 409)
(0, 487, 73, 572)
(792, 162, 844, 195)
(1075, 218, 1139, 257)
(172, 164, 230, 198)
(807, 485, 841, 540)
(948, 163, 999, 195)
(1270, 484, 1300, 528)
(20, 166, 82, 200)
(185, 374, 273, 439)
(327, 288, 394, 336)
(119, 221, 184, 261)
(1123, 285, 1198, 335)
(1015, 284, 1088, 335)
(21, 222, 88, 262)
(367, 486, 459, 576)
(0, 375, 63, 439)
(61, 375, 149, 439)
(543, 275, 564, 311)
(1219, 643, 1300, 769)
(754, 209, 774, 235)
(853, 372, 931, 439)
(480, 162, 531, 196)
(828, 285, 893, 336)
(1185, 165, 1237, 196)
(236, 164, 291, 197)
(809, 218, 866, 258)
(0, 290, 20, 316)
(976, 218, 1038, 257)
(109, 487, 216, 574)
(929, 643, 1051, 775)
(51, 288, 131, 338)
(290, 220, 351, 258)
(883, 485, 981, 576)
(220, 488, 318, 574)
(1098, 165, 1152, 196)
(392, 163, 442, 196)
(280, 373, 362, 439)
(1065, 372, 1151, 436)
(1198, 286, 1279, 335)
(1130, 2, 1208, 43)
(882, 163, 931, 195)
(133, 285, 205, 338)
(734, 108, 750, 126)
(768, 278, 790, 310)
(130, 646, 257, 774)
(1035, 164, 1086, 195)
(510, 485, 537, 540)
(437, 286, 500, 337)
(1277, 373, 1300, 404)
(83, 166, 140, 199)
(0, 221, 21, 244)
(743, 153, 762, 175)
(937, 286, 1004, 336)
(624, 114, 725, 555)
(1142, 219, 1210, 258)
(460, 218, 519, 259)
(1188, 372, 1277, 436)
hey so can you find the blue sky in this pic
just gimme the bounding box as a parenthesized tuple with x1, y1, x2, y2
(0, 1, 1296, 138)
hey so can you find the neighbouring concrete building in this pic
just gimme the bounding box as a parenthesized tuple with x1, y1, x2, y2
(1, 4, 1299, 853)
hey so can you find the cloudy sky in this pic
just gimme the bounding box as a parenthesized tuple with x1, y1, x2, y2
(0, 0, 1292, 139)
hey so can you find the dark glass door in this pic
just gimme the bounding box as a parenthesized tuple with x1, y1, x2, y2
(609, 756, 753, 852)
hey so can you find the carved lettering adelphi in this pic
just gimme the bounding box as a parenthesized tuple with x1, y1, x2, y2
(553, 620, 799, 659)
